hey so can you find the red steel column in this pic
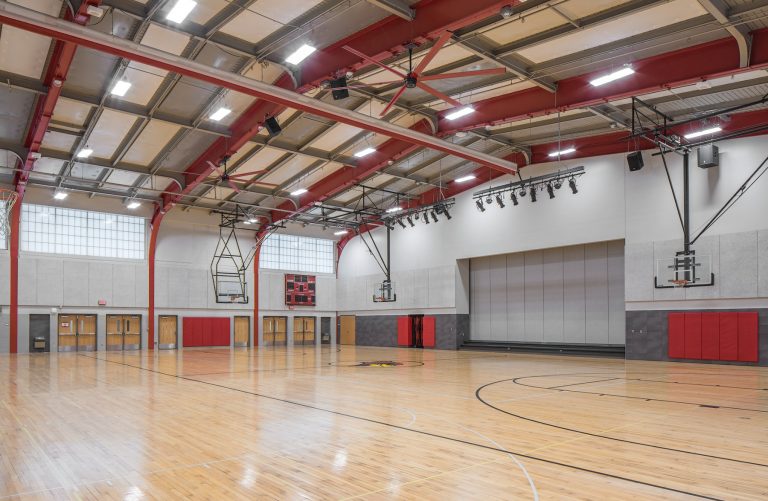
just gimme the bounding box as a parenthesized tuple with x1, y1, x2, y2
(252, 239, 262, 347)
(147, 212, 163, 350)
(9, 201, 21, 354)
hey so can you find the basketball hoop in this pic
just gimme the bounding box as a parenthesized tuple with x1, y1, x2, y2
(670, 279, 690, 288)
(0, 189, 19, 236)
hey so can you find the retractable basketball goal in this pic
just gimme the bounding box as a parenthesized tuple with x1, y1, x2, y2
(0, 189, 19, 238)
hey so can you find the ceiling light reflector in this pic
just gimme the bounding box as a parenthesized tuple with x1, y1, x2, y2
(166, 0, 197, 23)
(684, 126, 722, 139)
(285, 44, 317, 65)
(445, 106, 474, 120)
(590, 67, 635, 87)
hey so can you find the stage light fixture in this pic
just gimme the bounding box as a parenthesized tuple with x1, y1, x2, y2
(443, 208, 452, 220)
(430, 211, 438, 223)
(423, 212, 430, 224)
(475, 199, 485, 212)
(530, 187, 537, 203)
(547, 183, 555, 199)
(510, 191, 518, 206)
(554, 179, 562, 189)
(406, 216, 414, 227)
(485, 196, 492, 205)
(495, 194, 505, 208)
(569, 177, 578, 194)
(519, 186, 527, 197)
(397, 219, 407, 229)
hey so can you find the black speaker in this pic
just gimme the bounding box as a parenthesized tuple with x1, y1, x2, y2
(697, 144, 719, 168)
(265, 116, 281, 136)
(627, 151, 644, 171)
(331, 77, 349, 100)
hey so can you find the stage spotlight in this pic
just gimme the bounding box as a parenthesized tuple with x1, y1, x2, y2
(406, 216, 415, 227)
(530, 187, 537, 203)
(485, 196, 493, 205)
(569, 177, 578, 194)
(554, 179, 563, 189)
(547, 183, 555, 199)
(476, 199, 486, 212)
(510, 191, 518, 206)
(443, 208, 452, 220)
(385, 220, 395, 230)
(519, 186, 527, 197)
(431, 211, 438, 223)
(423, 212, 430, 224)
(397, 218, 407, 229)
(495, 194, 505, 208)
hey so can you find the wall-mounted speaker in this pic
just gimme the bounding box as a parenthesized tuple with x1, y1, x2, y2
(331, 77, 349, 100)
(627, 151, 644, 171)
(697, 144, 719, 168)
(265, 116, 281, 136)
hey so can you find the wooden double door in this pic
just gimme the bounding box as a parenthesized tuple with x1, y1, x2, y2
(263, 316, 287, 346)
(293, 317, 315, 345)
(106, 315, 141, 351)
(58, 314, 96, 352)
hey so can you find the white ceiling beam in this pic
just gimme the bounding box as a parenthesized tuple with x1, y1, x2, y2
(697, 0, 752, 67)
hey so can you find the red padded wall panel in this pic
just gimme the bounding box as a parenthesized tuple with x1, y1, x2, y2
(397, 317, 410, 346)
(738, 312, 758, 362)
(183, 317, 230, 347)
(423, 316, 436, 348)
(668, 313, 686, 359)
(684, 313, 702, 359)
(700, 312, 720, 360)
(719, 313, 739, 361)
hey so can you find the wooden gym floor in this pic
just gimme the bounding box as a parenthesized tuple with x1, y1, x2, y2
(1, 346, 766, 500)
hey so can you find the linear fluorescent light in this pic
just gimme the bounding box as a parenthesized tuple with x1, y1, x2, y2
(285, 44, 316, 65)
(110, 80, 131, 97)
(354, 147, 376, 158)
(166, 0, 197, 23)
(291, 188, 308, 196)
(548, 148, 576, 158)
(248, 217, 258, 223)
(386, 207, 403, 213)
(76, 148, 93, 159)
(445, 106, 474, 120)
(209, 107, 231, 121)
(334, 230, 348, 236)
(590, 66, 635, 87)
(455, 175, 476, 183)
(53, 191, 68, 200)
(684, 126, 722, 139)
(126, 201, 141, 209)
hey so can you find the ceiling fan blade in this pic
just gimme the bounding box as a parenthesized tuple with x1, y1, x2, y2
(419, 68, 507, 81)
(206, 160, 225, 177)
(379, 84, 408, 117)
(227, 170, 269, 179)
(342, 45, 406, 78)
(329, 82, 403, 91)
(413, 31, 453, 75)
(225, 179, 241, 193)
(415, 82, 462, 108)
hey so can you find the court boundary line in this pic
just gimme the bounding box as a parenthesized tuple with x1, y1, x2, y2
(77, 354, 722, 500)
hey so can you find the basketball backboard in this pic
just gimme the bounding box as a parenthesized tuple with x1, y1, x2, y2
(655, 251, 714, 289)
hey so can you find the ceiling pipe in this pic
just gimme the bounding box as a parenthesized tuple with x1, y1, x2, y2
(0, 0, 517, 175)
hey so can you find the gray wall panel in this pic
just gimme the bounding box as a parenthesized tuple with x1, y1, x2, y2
(506, 253, 525, 342)
(584, 243, 609, 344)
(524, 251, 544, 342)
(607, 240, 626, 344)
(36, 258, 63, 306)
(19, 257, 36, 305)
(88, 262, 113, 306)
(625, 242, 654, 301)
(563, 245, 586, 343)
(489, 255, 507, 341)
(760, 230, 768, 297)
(542, 248, 564, 342)
(470, 257, 490, 340)
(720, 231, 758, 298)
(62, 260, 88, 306)
(111, 263, 136, 307)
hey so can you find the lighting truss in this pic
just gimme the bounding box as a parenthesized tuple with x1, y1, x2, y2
(472, 166, 585, 209)
(383, 198, 456, 229)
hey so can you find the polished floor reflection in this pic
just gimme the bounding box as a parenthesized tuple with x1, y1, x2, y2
(1, 346, 766, 500)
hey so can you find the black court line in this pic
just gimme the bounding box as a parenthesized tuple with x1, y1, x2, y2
(623, 377, 768, 391)
(77, 354, 721, 500)
(548, 377, 620, 389)
(513, 376, 768, 414)
(476, 376, 768, 469)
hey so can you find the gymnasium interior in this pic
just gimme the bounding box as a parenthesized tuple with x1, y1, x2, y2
(1, 0, 767, 499)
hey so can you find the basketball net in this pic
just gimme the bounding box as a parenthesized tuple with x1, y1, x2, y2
(0, 189, 19, 237)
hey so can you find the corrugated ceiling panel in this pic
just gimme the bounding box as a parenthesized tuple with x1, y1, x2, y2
(41, 130, 77, 153)
(258, 155, 316, 185)
(87, 109, 137, 160)
(52, 98, 92, 127)
(220, 0, 323, 44)
(122, 120, 181, 166)
(0, 0, 62, 77)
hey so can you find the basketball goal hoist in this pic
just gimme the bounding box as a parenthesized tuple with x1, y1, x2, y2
(630, 96, 768, 288)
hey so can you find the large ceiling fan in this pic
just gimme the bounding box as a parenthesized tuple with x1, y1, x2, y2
(340, 31, 506, 116)
(205, 157, 277, 194)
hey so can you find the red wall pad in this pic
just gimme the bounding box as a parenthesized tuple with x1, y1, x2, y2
(719, 313, 739, 361)
(738, 312, 759, 363)
(668, 313, 686, 359)
(183, 317, 230, 347)
(423, 317, 436, 349)
(397, 317, 410, 347)
(700, 312, 720, 360)
(684, 313, 702, 360)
